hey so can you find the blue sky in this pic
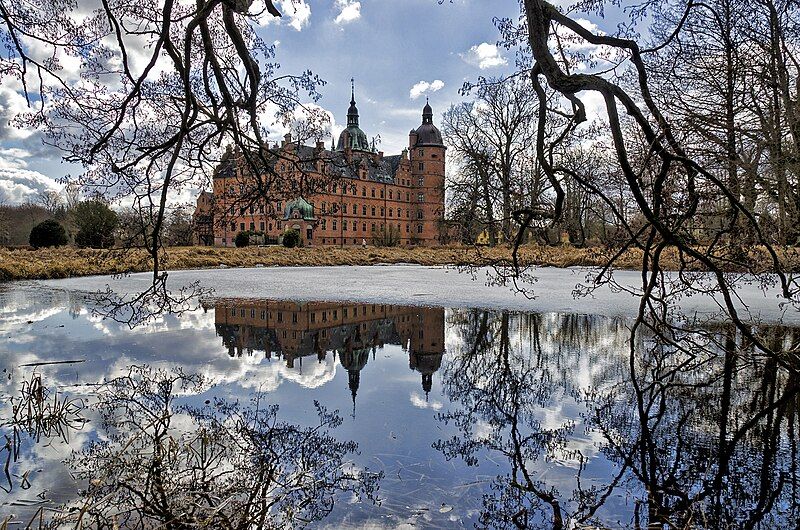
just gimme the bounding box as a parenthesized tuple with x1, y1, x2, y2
(260, 0, 521, 152)
(0, 0, 522, 205)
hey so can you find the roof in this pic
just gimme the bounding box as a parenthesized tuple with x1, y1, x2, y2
(283, 197, 315, 220)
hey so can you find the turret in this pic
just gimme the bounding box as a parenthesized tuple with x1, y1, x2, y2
(409, 99, 446, 246)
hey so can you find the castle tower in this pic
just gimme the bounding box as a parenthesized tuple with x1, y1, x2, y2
(337, 78, 371, 153)
(409, 99, 446, 246)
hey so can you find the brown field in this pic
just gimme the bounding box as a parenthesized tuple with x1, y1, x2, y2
(1, 244, 797, 282)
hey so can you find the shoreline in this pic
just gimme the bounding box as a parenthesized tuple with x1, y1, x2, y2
(1, 244, 797, 282)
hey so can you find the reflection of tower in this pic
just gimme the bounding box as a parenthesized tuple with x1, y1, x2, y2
(339, 348, 369, 417)
(408, 308, 446, 398)
(410, 351, 444, 397)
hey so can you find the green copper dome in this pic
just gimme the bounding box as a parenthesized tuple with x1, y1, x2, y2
(336, 79, 372, 152)
(283, 197, 315, 220)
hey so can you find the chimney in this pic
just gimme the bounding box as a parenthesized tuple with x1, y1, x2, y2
(316, 140, 325, 150)
(282, 133, 292, 148)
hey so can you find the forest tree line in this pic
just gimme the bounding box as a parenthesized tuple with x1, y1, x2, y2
(444, 0, 800, 248)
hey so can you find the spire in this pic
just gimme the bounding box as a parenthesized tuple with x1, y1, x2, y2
(348, 370, 360, 419)
(422, 98, 433, 125)
(347, 78, 359, 127)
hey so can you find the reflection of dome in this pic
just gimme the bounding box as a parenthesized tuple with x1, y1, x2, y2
(337, 79, 372, 152)
(410, 351, 444, 395)
(412, 100, 443, 146)
(283, 197, 315, 220)
(340, 348, 370, 412)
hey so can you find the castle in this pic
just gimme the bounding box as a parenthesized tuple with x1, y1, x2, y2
(213, 299, 445, 402)
(194, 82, 446, 247)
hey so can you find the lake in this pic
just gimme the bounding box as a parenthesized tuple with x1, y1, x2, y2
(1, 266, 798, 528)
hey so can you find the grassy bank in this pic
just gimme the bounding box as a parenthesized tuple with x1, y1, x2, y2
(1, 244, 797, 281)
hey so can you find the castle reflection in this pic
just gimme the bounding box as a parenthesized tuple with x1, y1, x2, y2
(213, 299, 445, 401)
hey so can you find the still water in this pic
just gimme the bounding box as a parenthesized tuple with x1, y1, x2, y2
(0, 284, 798, 528)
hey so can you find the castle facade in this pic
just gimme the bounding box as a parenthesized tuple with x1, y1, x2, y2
(194, 84, 446, 247)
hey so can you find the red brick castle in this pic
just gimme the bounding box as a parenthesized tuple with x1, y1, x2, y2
(194, 82, 446, 247)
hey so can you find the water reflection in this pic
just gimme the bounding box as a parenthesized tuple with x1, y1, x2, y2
(213, 300, 445, 406)
(439, 310, 800, 528)
(1, 288, 799, 528)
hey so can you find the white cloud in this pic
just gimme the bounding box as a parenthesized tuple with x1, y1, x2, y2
(461, 42, 508, 70)
(0, 167, 62, 205)
(409, 79, 444, 100)
(259, 102, 338, 144)
(334, 0, 361, 24)
(278, 0, 311, 31)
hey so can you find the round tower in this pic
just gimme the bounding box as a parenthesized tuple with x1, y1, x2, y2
(409, 99, 446, 246)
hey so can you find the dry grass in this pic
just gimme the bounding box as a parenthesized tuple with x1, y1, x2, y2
(1, 244, 799, 282)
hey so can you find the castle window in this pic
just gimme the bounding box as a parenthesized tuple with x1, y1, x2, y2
(269, 223, 273, 231)
(240, 309, 245, 317)
(249, 206, 254, 214)
(417, 224, 423, 233)
(342, 204, 347, 214)
(389, 190, 393, 199)
(362, 205, 367, 215)
(311, 312, 316, 322)
(322, 219, 327, 230)
(406, 193, 410, 201)
(352, 185, 358, 194)
(371, 223, 376, 232)
(240, 206, 246, 215)
(250, 309, 255, 318)
(380, 189, 385, 199)
(249, 222, 255, 230)
(418, 149, 423, 156)
(363, 222, 367, 232)
(292, 312, 297, 324)
(418, 162, 424, 171)
(332, 220, 337, 230)
(230, 223, 236, 231)
(371, 188, 375, 198)
(418, 193, 424, 202)
(362, 187, 366, 196)
(397, 208, 401, 217)
(261, 310, 266, 320)
(380, 207, 385, 216)
(260, 221, 265, 231)
(343, 220, 348, 231)
(418, 177, 424, 186)
(371, 206, 376, 216)
(432, 153, 438, 159)
(259, 205, 264, 214)
(389, 209, 393, 217)
(240, 223, 245, 231)
(277, 221, 282, 229)
(322, 202, 326, 213)
(277, 312, 283, 323)
(406, 224, 410, 233)
(231, 308, 236, 316)
(417, 210, 423, 219)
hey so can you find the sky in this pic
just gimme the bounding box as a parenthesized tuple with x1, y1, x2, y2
(0, 0, 527, 205)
